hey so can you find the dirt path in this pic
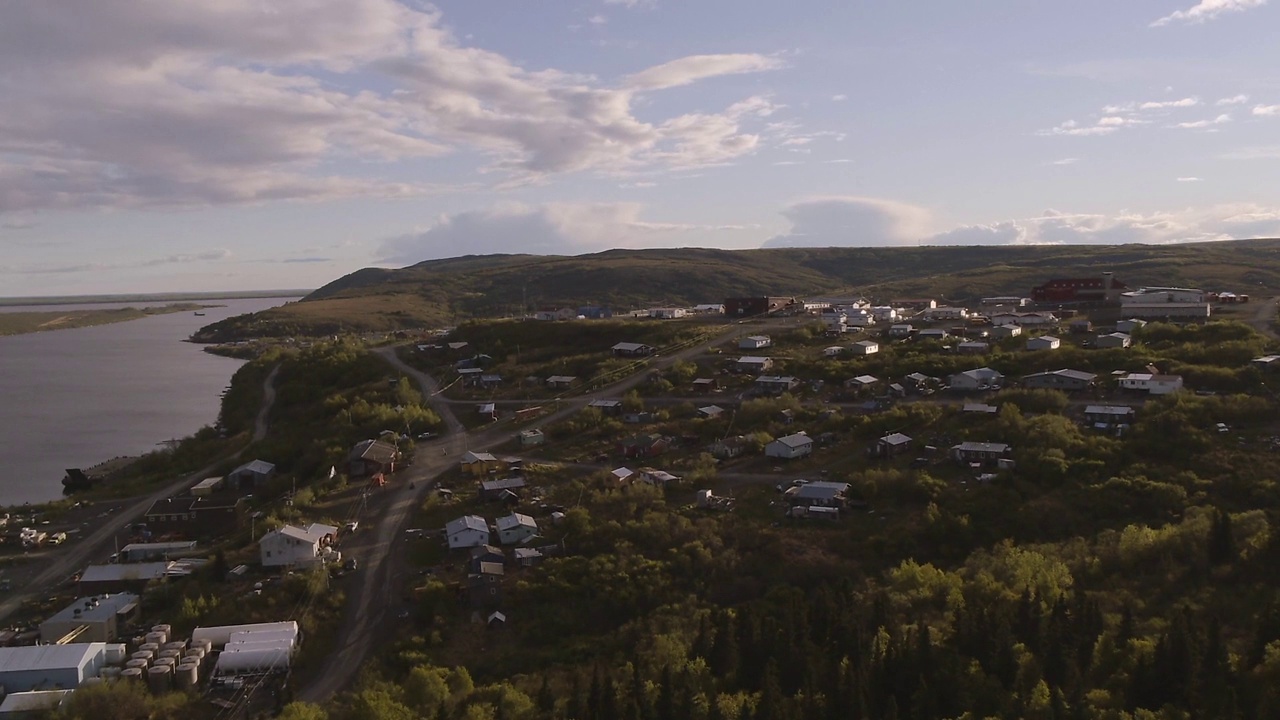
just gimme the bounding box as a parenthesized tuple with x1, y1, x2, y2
(1244, 297, 1279, 340)
(0, 363, 282, 624)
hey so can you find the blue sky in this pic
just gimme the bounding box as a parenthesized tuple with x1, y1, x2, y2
(2, 0, 1279, 295)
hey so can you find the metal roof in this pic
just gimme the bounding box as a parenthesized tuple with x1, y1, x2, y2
(79, 562, 170, 583)
(446, 515, 489, 535)
(0, 644, 110, 673)
(496, 513, 536, 532)
(775, 433, 813, 448)
(880, 433, 912, 445)
(463, 451, 498, 464)
(231, 459, 275, 476)
(0, 690, 73, 712)
(42, 593, 139, 625)
(1085, 405, 1135, 416)
(480, 477, 527, 491)
(953, 442, 1010, 453)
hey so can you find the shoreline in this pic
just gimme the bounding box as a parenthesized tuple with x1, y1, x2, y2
(0, 289, 311, 308)
(0, 303, 215, 337)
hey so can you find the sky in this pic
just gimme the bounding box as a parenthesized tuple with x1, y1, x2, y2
(3, 0, 1280, 296)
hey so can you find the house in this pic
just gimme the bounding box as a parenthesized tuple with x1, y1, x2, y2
(957, 341, 989, 355)
(787, 481, 851, 508)
(917, 328, 949, 341)
(755, 376, 799, 395)
(546, 375, 578, 389)
(823, 346, 845, 357)
(693, 304, 725, 314)
(1119, 373, 1184, 395)
(845, 309, 876, 327)
(479, 477, 528, 501)
(951, 442, 1011, 466)
(141, 491, 247, 540)
(845, 375, 879, 393)
(708, 435, 750, 459)
(624, 411, 656, 424)
(227, 459, 275, 492)
(1252, 355, 1280, 371)
(993, 312, 1058, 327)
(479, 374, 503, 388)
(990, 324, 1022, 339)
(116, 541, 199, 563)
(736, 356, 774, 373)
(638, 468, 681, 487)
(1118, 288, 1212, 319)
(610, 467, 637, 483)
(903, 372, 939, 393)
(820, 311, 847, 334)
(612, 342, 654, 357)
(698, 405, 726, 419)
(963, 403, 998, 414)
(260, 523, 338, 568)
(496, 513, 538, 545)
(514, 547, 544, 568)
(739, 335, 773, 350)
(1117, 319, 1148, 334)
(870, 306, 900, 322)
(588, 399, 623, 416)
(981, 296, 1030, 307)
(348, 439, 398, 478)
(618, 433, 670, 458)
(892, 298, 937, 310)
(1069, 319, 1094, 334)
(1026, 335, 1061, 351)
(467, 564, 503, 608)
(1094, 332, 1132, 349)
(1084, 405, 1136, 428)
(1022, 369, 1097, 392)
(477, 403, 498, 421)
(577, 306, 613, 319)
(39, 593, 140, 644)
(876, 433, 913, 458)
(923, 306, 969, 321)
(518, 429, 545, 447)
(648, 307, 687, 319)
(446, 515, 491, 549)
(468, 545, 505, 572)
(765, 433, 814, 460)
(0, 644, 119, 693)
(724, 297, 795, 317)
(691, 377, 719, 392)
(852, 340, 880, 355)
(948, 367, 1005, 391)
(190, 476, 224, 496)
(1031, 273, 1127, 303)
(461, 451, 503, 477)
(457, 367, 484, 386)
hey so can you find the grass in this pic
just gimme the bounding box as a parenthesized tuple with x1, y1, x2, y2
(0, 303, 210, 337)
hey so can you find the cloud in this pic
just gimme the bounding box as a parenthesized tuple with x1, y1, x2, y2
(280, 257, 334, 264)
(142, 249, 233, 267)
(927, 222, 1028, 246)
(762, 197, 934, 248)
(1219, 145, 1280, 160)
(1037, 120, 1120, 137)
(1254, 104, 1280, 116)
(823, 159, 853, 164)
(378, 203, 754, 264)
(1217, 94, 1250, 105)
(588, 14, 608, 25)
(10, 248, 233, 275)
(831, 94, 847, 101)
(623, 54, 784, 91)
(1048, 158, 1079, 165)
(1172, 113, 1232, 128)
(1177, 177, 1204, 182)
(0, 2, 784, 212)
(1139, 97, 1200, 110)
(604, 0, 655, 7)
(1151, 0, 1267, 27)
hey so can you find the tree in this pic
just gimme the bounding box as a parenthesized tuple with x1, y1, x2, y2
(278, 703, 330, 720)
(1209, 508, 1236, 566)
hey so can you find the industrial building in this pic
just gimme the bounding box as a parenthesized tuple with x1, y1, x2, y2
(0, 643, 123, 692)
(39, 593, 140, 644)
(1031, 272, 1127, 304)
(194, 621, 299, 678)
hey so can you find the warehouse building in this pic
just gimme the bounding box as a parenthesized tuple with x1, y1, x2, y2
(0, 643, 123, 692)
(39, 593, 140, 644)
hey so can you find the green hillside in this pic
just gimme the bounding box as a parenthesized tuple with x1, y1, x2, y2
(193, 239, 1280, 340)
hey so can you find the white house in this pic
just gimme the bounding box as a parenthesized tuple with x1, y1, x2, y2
(495, 513, 538, 545)
(765, 433, 814, 460)
(736, 356, 774, 373)
(1116, 319, 1148, 333)
(445, 515, 491, 549)
(845, 309, 876, 327)
(823, 346, 845, 357)
(648, 307, 687, 319)
(949, 367, 1005, 391)
(1119, 373, 1184, 395)
(820, 310, 847, 333)
(259, 523, 338, 568)
(1026, 335, 1061, 351)
(851, 340, 879, 355)
(923, 306, 969, 321)
(870, 306, 899, 322)
(693, 304, 725, 314)
(1094, 332, 1132, 349)
(990, 324, 1022, 339)
(739, 336, 772, 350)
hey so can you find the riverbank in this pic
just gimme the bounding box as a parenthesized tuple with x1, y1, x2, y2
(0, 303, 213, 337)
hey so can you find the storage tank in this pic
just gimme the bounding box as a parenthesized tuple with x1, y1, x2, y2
(147, 665, 172, 694)
(174, 662, 199, 689)
(82, 676, 104, 687)
(158, 649, 182, 661)
(154, 656, 177, 670)
(105, 644, 129, 664)
(101, 667, 123, 681)
(192, 637, 213, 655)
(163, 640, 187, 652)
(213, 647, 291, 676)
(139, 642, 160, 654)
(145, 631, 167, 646)
(131, 650, 154, 664)
(192, 621, 298, 649)
(183, 647, 207, 663)
(121, 667, 144, 682)
(151, 624, 172, 638)
(127, 659, 150, 672)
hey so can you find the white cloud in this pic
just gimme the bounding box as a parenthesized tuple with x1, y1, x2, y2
(773, 161, 805, 166)
(1219, 145, 1280, 160)
(604, 0, 654, 7)
(378, 203, 753, 263)
(1254, 104, 1280, 116)
(588, 14, 608, 25)
(762, 197, 934, 248)
(831, 94, 847, 101)
(1177, 177, 1204, 182)
(1038, 120, 1119, 137)
(0, 2, 784, 212)
(1139, 97, 1200, 110)
(1048, 158, 1079, 165)
(1173, 113, 1232, 128)
(823, 159, 853, 164)
(1151, 0, 1267, 27)
(1217, 94, 1250, 105)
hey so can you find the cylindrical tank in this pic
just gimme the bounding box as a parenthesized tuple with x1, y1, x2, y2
(191, 637, 213, 655)
(183, 647, 207, 662)
(101, 667, 123, 681)
(154, 656, 177, 670)
(174, 662, 199, 689)
(147, 665, 172, 694)
(139, 642, 160, 654)
(131, 650, 154, 663)
(126, 659, 150, 671)
(158, 649, 182, 661)
(152, 624, 172, 636)
(121, 667, 144, 681)
(82, 676, 104, 687)
(145, 631, 167, 646)
(163, 640, 187, 652)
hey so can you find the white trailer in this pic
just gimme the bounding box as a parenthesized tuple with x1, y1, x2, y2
(192, 621, 298, 649)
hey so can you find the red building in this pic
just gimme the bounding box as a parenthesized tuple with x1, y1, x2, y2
(1031, 273, 1127, 304)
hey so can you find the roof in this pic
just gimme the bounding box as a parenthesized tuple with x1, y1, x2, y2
(0, 690, 73, 713)
(191, 477, 224, 492)
(352, 439, 398, 464)
(612, 342, 651, 352)
(463, 451, 499, 464)
(79, 562, 170, 583)
(120, 541, 197, 553)
(0, 644, 108, 674)
(611, 467, 634, 479)
(745, 335, 771, 341)
(774, 433, 813, 448)
(588, 399, 622, 408)
(1085, 405, 1135, 416)
(641, 468, 681, 482)
(794, 483, 850, 500)
(43, 593, 140, 626)
(692, 377, 715, 384)
(963, 403, 998, 413)
(957, 367, 1003, 380)
(958, 341, 989, 348)
(855, 340, 879, 347)
(231, 459, 275, 477)
(905, 372, 935, 382)
(546, 375, 578, 383)
(445, 515, 489, 535)
(477, 561, 504, 576)
(457, 367, 483, 375)
(756, 375, 797, 384)
(880, 432, 912, 445)
(953, 442, 1011, 453)
(1025, 369, 1097, 382)
(1028, 335, 1060, 343)
(496, 513, 537, 532)
(850, 375, 879, 385)
(513, 547, 543, 559)
(480, 477, 527, 491)
(738, 355, 771, 364)
(270, 525, 328, 546)
(469, 544, 503, 558)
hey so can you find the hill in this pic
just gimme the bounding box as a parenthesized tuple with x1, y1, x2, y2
(192, 239, 1280, 340)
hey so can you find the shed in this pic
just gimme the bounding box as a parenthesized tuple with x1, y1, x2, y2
(227, 459, 275, 491)
(765, 433, 814, 460)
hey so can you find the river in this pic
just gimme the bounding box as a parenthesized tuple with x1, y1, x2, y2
(0, 297, 299, 505)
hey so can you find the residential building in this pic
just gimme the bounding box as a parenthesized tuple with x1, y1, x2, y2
(468, 563, 503, 608)
(823, 346, 845, 357)
(851, 340, 879, 355)
(1084, 405, 1136, 427)
(902, 372, 939, 393)
(587, 399, 623, 415)
(992, 312, 1058, 327)
(496, 513, 538, 545)
(1094, 332, 1132, 349)
(697, 405, 725, 419)
(468, 545, 505, 572)
(877, 433, 913, 458)
(787, 481, 851, 508)
(708, 435, 750, 460)
(116, 541, 198, 563)
(1119, 373, 1184, 395)
(963, 403, 998, 414)
(227, 459, 275, 492)
(765, 433, 814, 460)
(348, 439, 398, 478)
(1022, 369, 1097, 392)
(0, 644, 120, 692)
(141, 491, 247, 540)
(957, 341, 989, 355)
(981, 296, 1030, 307)
(1031, 273, 1127, 303)
(691, 377, 719, 392)
(1116, 319, 1148, 333)
(577, 306, 613, 319)
(845, 374, 880, 393)
(948, 367, 1005, 391)
(739, 335, 773, 350)
(461, 451, 503, 477)
(692, 304, 725, 314)
(917, 328, 949, 341)
(648, 307, 687, 319)
(888, 324, 914, 338)
(1069, 319, 1094, 334)
(611, 342, 654, 357)
(820, 310, 847, 334)
(1026, 335, 1061, 351)
(1252, 355, 1280, 371)
(259, 523, 337, 567)
(951, 442, 1012, 465)
(638, 468, 681, 487)
(755, 375, 800, 395)
(545, 375, 578, 389)
(446, 515, 491, 549)
(923, 306, 969, 321)
(190, 476, 224, 496)
(39, 594, 140, 644)
(892, 298, 937, 310)
(611, 467, 636, 483)
(479, 477, 527, 501)
(518, 429, 545, 447)
(736, 356, 773, 373)
(990, 324, 1022, 339)
(514, 547, 544, 567)
(618, 433, 670, 458)
(78, 563, 172, 595)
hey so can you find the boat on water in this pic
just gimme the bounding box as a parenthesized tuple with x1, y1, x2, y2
(193, 311, 206, 316)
